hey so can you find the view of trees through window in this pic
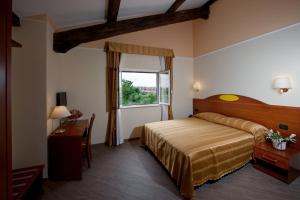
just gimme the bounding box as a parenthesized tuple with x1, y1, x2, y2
(121, 72, 158, 106)
(120, 71, 170, 107)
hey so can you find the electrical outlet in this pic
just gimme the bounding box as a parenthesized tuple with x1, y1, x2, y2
(279, 124, 288, 130)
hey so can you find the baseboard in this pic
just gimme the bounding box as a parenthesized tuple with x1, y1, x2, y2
(125, 137, 140, 141)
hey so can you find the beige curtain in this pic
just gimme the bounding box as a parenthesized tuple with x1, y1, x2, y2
(105, 41, 174, 57)
(105, 51, 121, 146)
(165, 56, 174, 120)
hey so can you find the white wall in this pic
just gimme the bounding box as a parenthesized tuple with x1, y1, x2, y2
(194, 23, 300, 107)
(57, 49, 194, 143)
(173, 57, 194, 117)
(46, 21, 60, 135)
(12, 18, 62, 177)
(12, 19, 47, 170)
(57, 48, 108, 144)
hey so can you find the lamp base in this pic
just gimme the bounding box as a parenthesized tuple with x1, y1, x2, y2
(55, 128, 66, 134)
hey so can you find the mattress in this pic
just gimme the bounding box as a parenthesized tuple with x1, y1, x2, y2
(141, 116, 266, 199)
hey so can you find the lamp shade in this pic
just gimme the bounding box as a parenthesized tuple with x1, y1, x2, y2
(50, 106, 71, 119)
(193, 81, 201, 92)
(273, 77, 292, 89)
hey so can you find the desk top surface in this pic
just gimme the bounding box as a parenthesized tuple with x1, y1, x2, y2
(50, 119, 89, 137)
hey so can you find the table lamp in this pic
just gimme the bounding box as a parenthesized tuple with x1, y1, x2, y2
(50, 106, 71, 133)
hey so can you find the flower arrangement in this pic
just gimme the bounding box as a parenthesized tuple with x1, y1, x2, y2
(265, 129, 296, 150)
(68, 109, 83, 120)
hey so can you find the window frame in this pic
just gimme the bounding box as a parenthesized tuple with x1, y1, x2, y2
(158, 70, 171, 105)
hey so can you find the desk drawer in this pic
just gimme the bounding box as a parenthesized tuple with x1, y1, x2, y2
(255, 149, 289, 170)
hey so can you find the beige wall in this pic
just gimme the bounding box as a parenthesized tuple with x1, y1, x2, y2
(172, 57, 194, 117)
(12, 19, 47, 171)
(12, 18, 61, 177)
(81, 21, 194, 58)
(193, 0, 300, 57)
(46, 20, 61, 135)
(57, 48, 108, 144)
(194, 23, 300, 107)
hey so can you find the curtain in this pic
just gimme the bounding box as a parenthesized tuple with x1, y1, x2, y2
(105, 51, 121, 146)
(160, 56, 174, 121)
(164, 56, 174, 120)
(105, 41, 174, 57)
(116, 109, 123, 145)
(161, 105, 169, 121)
(116, 58, 124, 145)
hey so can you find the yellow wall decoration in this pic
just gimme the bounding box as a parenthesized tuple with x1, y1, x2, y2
(219, 94, 240, 102)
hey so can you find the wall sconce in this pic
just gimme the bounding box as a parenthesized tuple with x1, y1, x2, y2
(193, 81, 201, 92)
(273, 77, 292, 94)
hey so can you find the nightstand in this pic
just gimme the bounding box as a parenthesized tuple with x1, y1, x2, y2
(254, 142, 300, 183)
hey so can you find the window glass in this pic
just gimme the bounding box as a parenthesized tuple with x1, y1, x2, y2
(159, 71, 170, 105)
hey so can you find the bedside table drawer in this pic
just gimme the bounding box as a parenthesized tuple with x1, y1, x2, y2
(255, 149, 289, 170)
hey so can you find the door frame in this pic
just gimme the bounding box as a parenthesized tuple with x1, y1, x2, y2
(0, 0, 12, 199)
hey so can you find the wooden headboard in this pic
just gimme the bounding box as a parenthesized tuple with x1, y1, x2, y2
(193, 95, 300, 145)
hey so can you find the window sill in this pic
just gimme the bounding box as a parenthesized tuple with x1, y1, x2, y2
(120, 104, 161, 109)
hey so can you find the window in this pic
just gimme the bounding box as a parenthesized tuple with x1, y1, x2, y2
(120, 70, 170, 107)
(159, 71, 170, 105)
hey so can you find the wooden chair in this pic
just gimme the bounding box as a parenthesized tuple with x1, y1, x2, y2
(82, 114, 95, 168)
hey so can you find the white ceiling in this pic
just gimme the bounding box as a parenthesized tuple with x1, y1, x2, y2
(13, 0, 209, 29)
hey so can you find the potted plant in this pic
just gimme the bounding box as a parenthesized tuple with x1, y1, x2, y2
(265, 129, 296, 150)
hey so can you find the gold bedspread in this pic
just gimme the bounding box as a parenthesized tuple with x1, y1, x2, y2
(141, 117, 266, 199)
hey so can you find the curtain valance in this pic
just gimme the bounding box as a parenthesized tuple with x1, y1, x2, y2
(104, 41, 175, 57)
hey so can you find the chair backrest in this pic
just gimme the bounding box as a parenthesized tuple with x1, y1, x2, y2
(87, 114, 95, 145)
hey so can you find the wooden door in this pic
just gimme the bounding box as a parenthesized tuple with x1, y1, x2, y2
(0, 0, 12, 199)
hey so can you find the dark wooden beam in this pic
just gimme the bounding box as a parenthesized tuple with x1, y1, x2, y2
(166, 0, 185, 13)
(54, 0, 217, 53)
(11, 40, 22, 48)
(12, 12, 20, 27)
(107, 0, 121, 23)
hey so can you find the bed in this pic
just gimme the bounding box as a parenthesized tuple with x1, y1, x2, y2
(141, 112, 267, 199)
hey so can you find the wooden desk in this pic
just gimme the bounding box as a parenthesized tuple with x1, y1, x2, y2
(48, 120, 88, 180)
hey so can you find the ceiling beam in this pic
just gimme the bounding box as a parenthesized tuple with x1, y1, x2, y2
(166, 0, 186, 13)
(13, 12, 20, 27)
(54, 0, 218, 53)
(107, 0, 121, 23)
